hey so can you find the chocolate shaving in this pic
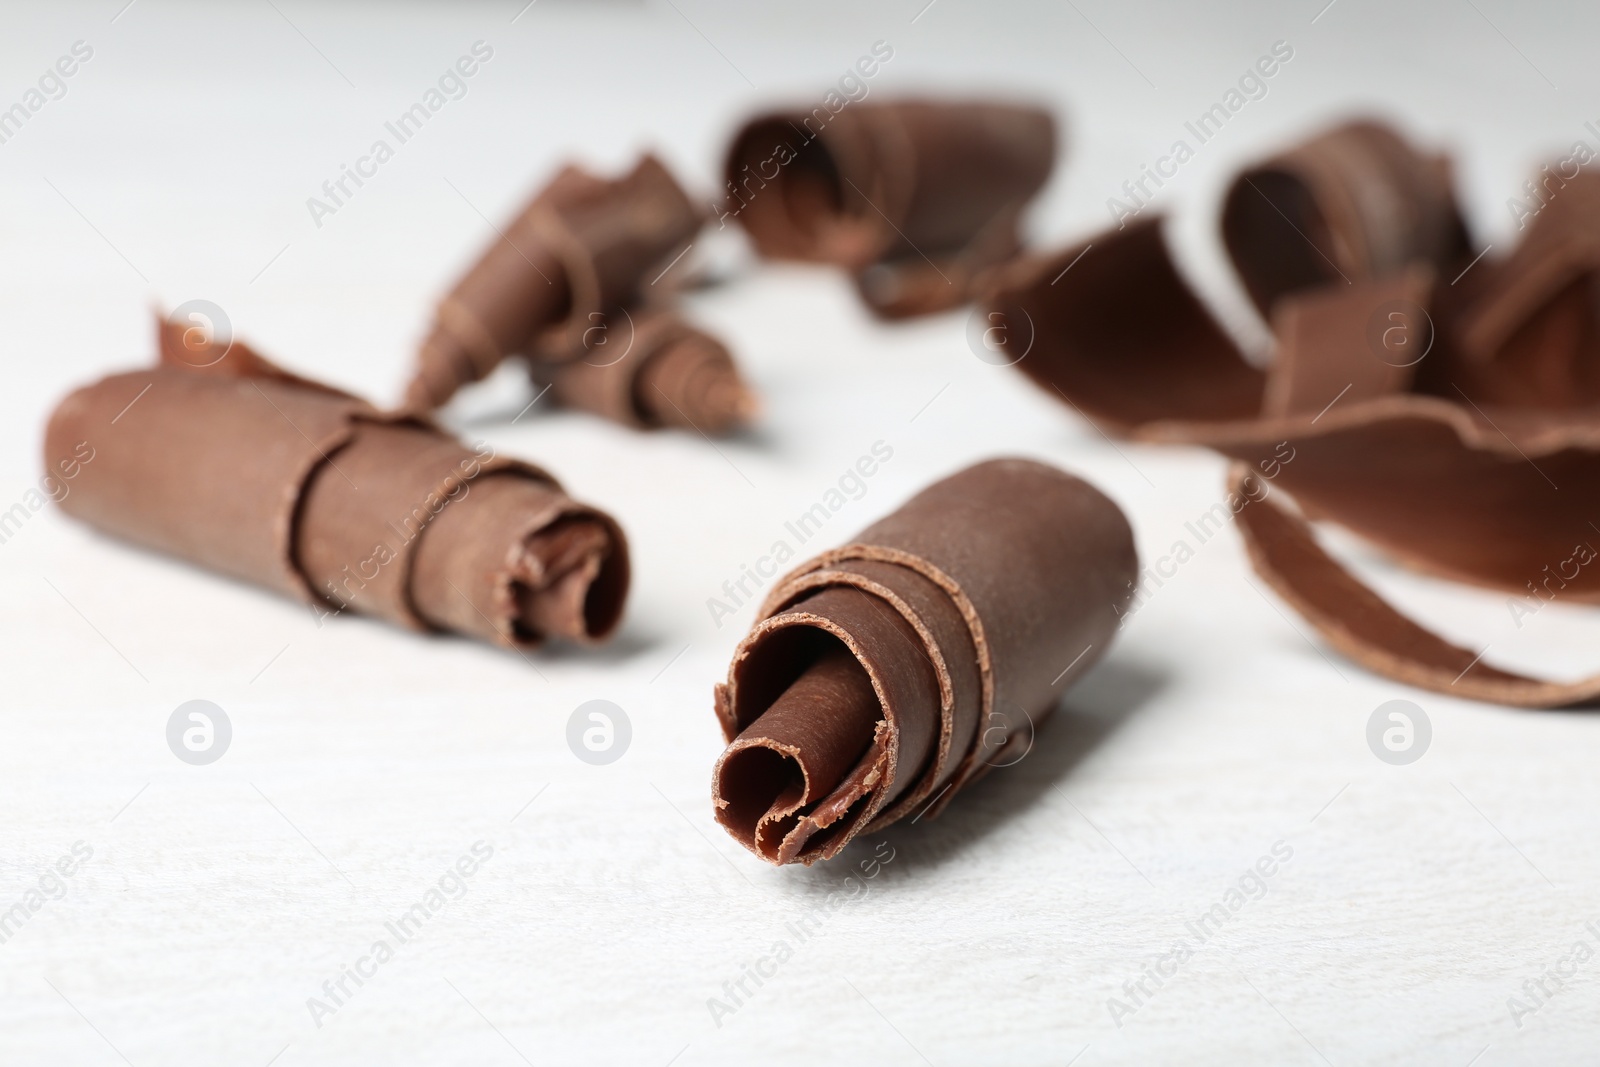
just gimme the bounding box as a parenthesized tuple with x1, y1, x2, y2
(527, 308, 757, 436)
(403, 155, 756, 435)
(42, 319, 629, 649)
(984, 118, 1600, 706)
(724, 99, 1057, 318)
(713, 458, 1137, 864)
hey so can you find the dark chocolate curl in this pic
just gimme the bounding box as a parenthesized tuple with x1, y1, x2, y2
(984, 118, 1600, 706)
(724, 99, 1056, 318)
(404, 155, 703, 410)
(1220, 119, 1469, 315)
(528, 310, 757, 435)
(713, 459, 1136, 865)
(46, 330, 628, 650)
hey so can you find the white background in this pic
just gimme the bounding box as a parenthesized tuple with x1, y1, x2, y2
(3, 1, 1599, 1064)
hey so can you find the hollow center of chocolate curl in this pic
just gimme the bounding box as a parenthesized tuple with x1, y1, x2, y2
(1221, 168, 1337, 314)
(730, 119, 878, 267)
(516, 516, 621, 642)
(715, 642, 883, 860)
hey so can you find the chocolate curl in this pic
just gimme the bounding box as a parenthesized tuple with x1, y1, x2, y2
(724, 99, 1056, 318)
(1442, 172, 1600, 407)
(1220, 119, 1469, 315)
(528, 309, 757, 435)
(403, 155, 704, 410)
(713, 459, 1136, 865)
(45, 322, 629, 650)
(985, 118, 1600, 706)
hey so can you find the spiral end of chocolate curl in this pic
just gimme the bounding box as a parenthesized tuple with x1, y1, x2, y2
(515, 517, 622, 643)
(639, 332, 758, 436)
(400, 467, 630, 649)
(714, 644, 887, 865)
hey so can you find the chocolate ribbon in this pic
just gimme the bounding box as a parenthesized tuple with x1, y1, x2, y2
(985, 119, 1600, 707)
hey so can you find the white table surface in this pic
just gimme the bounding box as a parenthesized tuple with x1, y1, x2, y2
(4, 1, 1600, 1064)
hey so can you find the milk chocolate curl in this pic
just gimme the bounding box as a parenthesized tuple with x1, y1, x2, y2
(985, 118, 1600, 706)
(46, 326, 628, 650)
(403, 155, 703, 410)
(713, 459, 1136, 864)
(717, 644, 887, 863)
(724, 99, 1056, 318)
(528, 310, 757, 435)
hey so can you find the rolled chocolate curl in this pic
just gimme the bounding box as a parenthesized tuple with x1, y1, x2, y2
(724, 99, 1056, 318)
(985, 118, 1600, 706)
(1220, 119, 1469, 316)
(46, 324, 629, 650)
(528, 309, 757, 435)
(404, 155, 705, 410)
(713, 459, 1136, 865)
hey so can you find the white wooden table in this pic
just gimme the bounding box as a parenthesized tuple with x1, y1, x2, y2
(2, 2, 1597, 1063)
